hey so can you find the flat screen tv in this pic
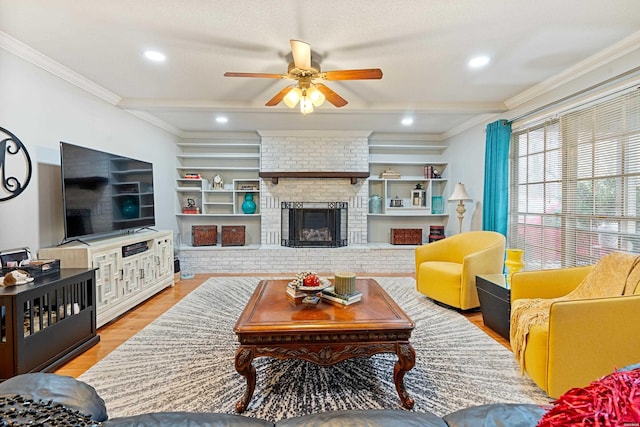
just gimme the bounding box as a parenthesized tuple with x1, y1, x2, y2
(60, 142, 155, 241)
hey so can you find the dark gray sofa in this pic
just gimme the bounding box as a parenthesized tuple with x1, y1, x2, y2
(0, 373, 547, 426)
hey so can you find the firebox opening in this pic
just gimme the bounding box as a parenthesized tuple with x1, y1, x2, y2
(281, 202, 348, 248)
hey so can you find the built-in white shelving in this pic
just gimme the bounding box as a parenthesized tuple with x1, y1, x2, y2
(367, 137, 450, 244)
(175, 135, 261, 247)
(174, 134, 450, 248)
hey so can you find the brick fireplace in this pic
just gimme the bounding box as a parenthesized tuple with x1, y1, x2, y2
(178, 130, 417, 274)
(259, 130, 370, 246)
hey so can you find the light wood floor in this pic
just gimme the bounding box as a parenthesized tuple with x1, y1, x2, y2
(54, 274, 510, 378)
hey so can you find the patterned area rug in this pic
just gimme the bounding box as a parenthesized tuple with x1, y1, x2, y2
(78, 277, 550, 422)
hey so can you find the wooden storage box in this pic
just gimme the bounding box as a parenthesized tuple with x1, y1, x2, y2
(222, 226, 245, 246)
(192, 225, 217, 246)
(390, 228, 422, 245)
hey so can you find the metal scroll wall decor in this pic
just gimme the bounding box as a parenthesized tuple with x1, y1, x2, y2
(0, 126, 32, 202)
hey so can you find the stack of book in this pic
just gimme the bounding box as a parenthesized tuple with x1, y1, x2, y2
(379, 168, 401, 179)
(286, 282, 306, 300)
(321, 286, 362, 306)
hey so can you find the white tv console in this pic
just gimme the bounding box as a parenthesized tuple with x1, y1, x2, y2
(39, 230, 174, 328)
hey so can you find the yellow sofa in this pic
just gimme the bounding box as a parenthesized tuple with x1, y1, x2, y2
(415, 230, 506, 310)
(510, 265, 640, 398)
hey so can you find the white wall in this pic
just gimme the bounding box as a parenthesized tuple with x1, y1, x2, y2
(443, 126, 486, 236)
(0, 49, 179, 253)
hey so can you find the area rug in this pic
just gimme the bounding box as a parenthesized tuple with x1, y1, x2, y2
(78, 277, 550, 422)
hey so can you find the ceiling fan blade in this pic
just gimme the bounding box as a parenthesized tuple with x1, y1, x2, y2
(290, 39, 311, 70)
(265, 86, 294, 106)
(224, 72, 286, 78)
(323, 69, 383, 80)
(315, 84, 348, 108)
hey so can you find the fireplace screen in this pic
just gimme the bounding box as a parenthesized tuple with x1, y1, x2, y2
(281, 202, 348, 248)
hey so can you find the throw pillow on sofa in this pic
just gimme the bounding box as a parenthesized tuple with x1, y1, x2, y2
(0, 372, 108, 422)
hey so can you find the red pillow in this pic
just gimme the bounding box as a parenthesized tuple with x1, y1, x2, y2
(538, 368, 640, 426)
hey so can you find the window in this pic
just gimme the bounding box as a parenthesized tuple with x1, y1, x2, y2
(509, 90, 640, 269)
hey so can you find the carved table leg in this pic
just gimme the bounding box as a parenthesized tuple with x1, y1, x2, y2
(393, 342, 416, 409)
(234, 346, 256, 413)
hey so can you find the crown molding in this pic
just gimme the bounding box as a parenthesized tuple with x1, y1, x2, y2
(178, 131, 261, 140)
(368, 133, 446, 143)
(440, 113, 500, 140)
(123, 110, 182, 136)
(0, 31, 121, 106)
(117, 98, 506, 115)
(257, 130, 372, 138)
(505, 29, 640, 110)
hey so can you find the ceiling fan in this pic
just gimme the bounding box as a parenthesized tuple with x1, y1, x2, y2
(224, 39, 383, 114)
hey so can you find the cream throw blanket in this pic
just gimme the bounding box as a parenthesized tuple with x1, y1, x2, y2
(510, 252, 640, 373)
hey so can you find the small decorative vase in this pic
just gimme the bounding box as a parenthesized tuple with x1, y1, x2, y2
(505, 248, 525, 277)
(241, 193, 256, 214)
(369, 195, 381, 214)
(431, 196, 444, 214)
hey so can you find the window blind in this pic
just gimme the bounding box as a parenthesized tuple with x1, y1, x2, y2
(509, 89, 640, 269)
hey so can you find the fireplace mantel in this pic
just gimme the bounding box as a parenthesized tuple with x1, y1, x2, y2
(259, 171, 370, 185)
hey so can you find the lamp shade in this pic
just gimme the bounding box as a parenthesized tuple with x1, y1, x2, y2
(283, 87, 301, 108)
(449, 182, 472, 201)
(307, 85, 326, 107)
(300, 96, 314, 114)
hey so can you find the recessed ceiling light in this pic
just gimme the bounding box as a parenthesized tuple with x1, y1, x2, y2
(468, 56, 490, 68)
(215, 116, 228, 124)
(143, 50, 166, 62)
(401, 117, 414, 126)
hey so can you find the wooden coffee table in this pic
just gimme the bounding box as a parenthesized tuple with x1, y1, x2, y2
(233, 278, 415, 413)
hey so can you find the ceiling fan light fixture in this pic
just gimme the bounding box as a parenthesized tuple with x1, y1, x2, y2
(224, 39, 382, 114)
(307, 86, 325, 107)
(300, 95, 314, 115)
(283, 87, 301, 108)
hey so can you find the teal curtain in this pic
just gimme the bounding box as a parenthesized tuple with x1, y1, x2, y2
(482, 119, 511, 236)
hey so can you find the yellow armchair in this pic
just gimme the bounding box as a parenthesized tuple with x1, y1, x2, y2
(511, 266, 640, 398)
(415, 230, 506, 310)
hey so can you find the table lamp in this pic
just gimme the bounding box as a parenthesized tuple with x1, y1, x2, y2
(448, 182, 472, 233)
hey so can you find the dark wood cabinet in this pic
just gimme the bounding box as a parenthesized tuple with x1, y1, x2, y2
(476, 274, 511, 341)
(0, 269, 99, 380)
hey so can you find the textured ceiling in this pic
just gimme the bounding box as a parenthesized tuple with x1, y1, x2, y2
(2, 0, 640, 137)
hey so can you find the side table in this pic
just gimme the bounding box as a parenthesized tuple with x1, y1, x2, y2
(0, 269, 99, 380)
(475, 274, 510, 341)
